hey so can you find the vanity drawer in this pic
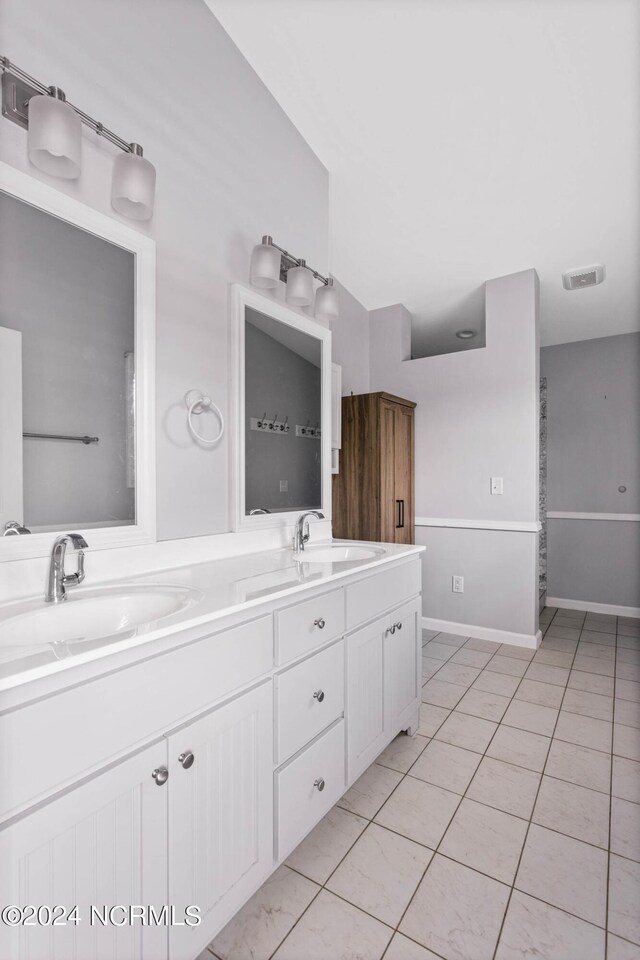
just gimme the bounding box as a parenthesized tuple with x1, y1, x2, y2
(346, 559, 421, 630)
(275, 719, 345, 861)
(275, 639, 344, 763)
(276, 588, 345, 665)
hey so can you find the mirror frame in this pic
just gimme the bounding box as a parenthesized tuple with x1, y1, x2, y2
(230, 283, 332, 533)
(0, 161, 156, 561)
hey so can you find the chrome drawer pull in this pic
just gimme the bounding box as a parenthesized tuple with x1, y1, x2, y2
(396, 621, 403, 630)
(314, 777, 325, 792)
(314, 618, 326, 629)
(313, 689, 325, 702)
(151, 766, 169, 786)
(178, 750, 195, 769)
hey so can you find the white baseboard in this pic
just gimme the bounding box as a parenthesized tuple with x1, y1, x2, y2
(546, 597, 640, 618)
(422, 616, 541, 650)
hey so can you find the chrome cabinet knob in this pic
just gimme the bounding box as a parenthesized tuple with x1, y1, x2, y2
(178, 750, 195, 769)
(152, 766, 169, 786)
(313, 689, 325, 702)
(396, 621, 403, 630)
(314, 618, 326, 629)
(314, 777, 325, 792)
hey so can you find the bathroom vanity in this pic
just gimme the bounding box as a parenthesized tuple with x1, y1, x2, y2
(0, 542, 423, 960)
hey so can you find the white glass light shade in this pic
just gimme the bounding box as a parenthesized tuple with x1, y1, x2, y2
(286, 264, 314, 306)
(27, 94, 81, 180)
(250, 241, 281, 288)
(111, 150, 156, 221)
(315, 281, 339, 321)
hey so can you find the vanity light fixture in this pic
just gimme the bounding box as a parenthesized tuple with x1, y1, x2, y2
(455, 329, 477, 339)
(1, 56, 156, 221)
(249, 235, 339, 320)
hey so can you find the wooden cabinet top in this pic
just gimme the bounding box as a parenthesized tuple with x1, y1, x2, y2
(344, 391, 417, 409)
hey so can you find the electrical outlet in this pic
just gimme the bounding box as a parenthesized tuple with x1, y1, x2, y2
(452, 575, 464, 593)
(279, 480, 288, 492)
(490, 476, 503, 495)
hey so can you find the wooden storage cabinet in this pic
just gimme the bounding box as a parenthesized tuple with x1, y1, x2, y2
(333, 392, 416, 544)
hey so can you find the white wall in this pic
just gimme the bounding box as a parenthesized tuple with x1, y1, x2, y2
(330, 279, 370, 396)
(542, 332, 640, 610)
(0, 0, 330, 541)
(369, 269, 540, 642)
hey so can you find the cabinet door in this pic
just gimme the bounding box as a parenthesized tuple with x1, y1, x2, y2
(346, 617, 388, 782)
(380, 400, 397, 542)
(393, 403, 414, 544)
(167, 682, 273, 960)
(0, 742, 168, 960)
(386, 599, 421, 734)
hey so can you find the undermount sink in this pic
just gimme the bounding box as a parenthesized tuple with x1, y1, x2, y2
(294, 544, 385, 563)
(0, 584, 202, 648)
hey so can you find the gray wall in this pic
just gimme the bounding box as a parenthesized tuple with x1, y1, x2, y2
(0, 0, 329, 541)
(369, 269, 540, 639)
(542, 332, 640, 607)
(245, 323, 321, 513)
(330, 279, 371, 396)
(0, 191, 135, 529)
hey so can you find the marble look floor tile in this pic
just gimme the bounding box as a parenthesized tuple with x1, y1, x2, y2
(421, 678, 467, 709)
(377, 733, 430, 774)
(422, 629, 441, 643)
(611, 797, 640, 862)
(619, 635, 640, 650)
(418, 702, 450, 737)
(515, 678, 564, 708)
(487, 726, 550, 773)
(577, 642, 616, 661)
(618, 623, 640, 637)
(434, 711, 498, 753)
(434, 661, 481, 687)
(374, 776, 460, 849)
(617, 662, 640, 683)
(439, 797, 528, 884)
(210, 865, 320, 960)
(545, 739, 611, 793)
(609, 855, 640, 945)
(495, 890, 605, 960)
(563, 688, 614, 721)
(614, 724, 640, 762)
(617, 679, 640, 703)
(451, 648, 494, 668)
(532, 776, 610, 847)
(584, 618, 617, 634)
(272, 889, 392, 960)
(465, 637, 502, 653)
(532, 648, 574, 668)
(338, 763, 403, 820)
(573, 655, 615, 677)
(435, 632, 469, 647)
(421, 657, 443, 680)
(608, 934, 640, 960)
(502, 699, 559, 736)
(488, 655, 529, 677)
(568, 670, 615, 696)
(383, 932, 443, 960)
(497, 644, 536, 661)
(467, 756, 541, 818)
(285, 806, 367, 885)
(423, 640, 457, 661)
(409, 739, 482, 795)
(523, 662, 570, 687)
(326, 823, 432, 927)
(515, 824, 608, 926)
(554, 711, 612, 752)
(455, 687, 511, 722)
(581, 630, 617, 645)
(539, 636, 578, 653)
(618, 647, 640, 665)
(613, 757, 640, 803)
(473, 670, 521, 697)
(545, 624, 581, 640)
(399, 854, 510, 960)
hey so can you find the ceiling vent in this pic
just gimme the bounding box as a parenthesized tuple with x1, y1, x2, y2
(562, 264, 605, 290)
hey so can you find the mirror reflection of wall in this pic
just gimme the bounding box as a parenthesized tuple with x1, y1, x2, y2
(245, 307, 321, 515)
(0, 190, 135, 532)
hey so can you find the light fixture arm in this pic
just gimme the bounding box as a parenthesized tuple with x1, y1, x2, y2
(0, 55, 143, 156)
(260, 235, 332, 286)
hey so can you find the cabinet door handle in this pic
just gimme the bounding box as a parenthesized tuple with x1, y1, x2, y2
(178, 750, 195, 769)
(314, 777, 325, 792)
(396, 500, 402, 528)
(387, 624, 396, 635)
(397, 621, 403, 630)
(151, 766, 169, 786)
(398, 499, 405, 528)
(314, 618, 326, 629)
(313, 689, 325, 702)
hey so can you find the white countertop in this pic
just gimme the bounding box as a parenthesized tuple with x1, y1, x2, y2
(0, 540, 424, 698)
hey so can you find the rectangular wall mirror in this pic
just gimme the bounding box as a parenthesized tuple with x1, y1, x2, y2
(231, 284, 331, 529)
(0, 163, 155, 560)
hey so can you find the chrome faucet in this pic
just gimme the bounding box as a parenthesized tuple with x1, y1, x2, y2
(293, 511, 324, 553)
(45, 533, 88, 603)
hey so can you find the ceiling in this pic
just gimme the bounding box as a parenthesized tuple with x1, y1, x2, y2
(206, 0, 639, 350)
